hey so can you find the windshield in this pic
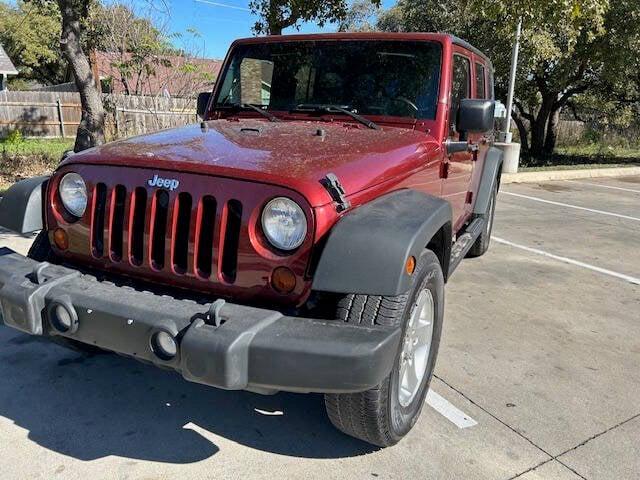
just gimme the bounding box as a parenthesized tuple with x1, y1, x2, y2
(214, 40, 442, 120)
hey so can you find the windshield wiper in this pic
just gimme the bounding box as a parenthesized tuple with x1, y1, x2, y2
(292, 104, 379, 130)
(218, 103, 280, 122)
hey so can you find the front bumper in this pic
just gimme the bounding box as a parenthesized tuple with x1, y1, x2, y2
(0, 248, 401, 394)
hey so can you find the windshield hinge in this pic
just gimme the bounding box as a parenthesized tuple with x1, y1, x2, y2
(321, 173, 351, 213)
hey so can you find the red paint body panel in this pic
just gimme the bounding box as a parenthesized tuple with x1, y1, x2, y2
(63, 121, 436, 209)
(48, 33, 492, 306)
(48, 164, 315, 306)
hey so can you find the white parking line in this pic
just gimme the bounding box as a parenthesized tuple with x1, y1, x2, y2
(426, 390, 478, 429)
(564, 179, 640, 194)
(501, 191, 640, 222)
(493, 237, 640, 286)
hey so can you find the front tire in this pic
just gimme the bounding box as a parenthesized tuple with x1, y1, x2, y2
(324, 249, 444, 447)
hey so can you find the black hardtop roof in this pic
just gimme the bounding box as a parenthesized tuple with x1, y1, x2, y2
(450, 35, 494, 71)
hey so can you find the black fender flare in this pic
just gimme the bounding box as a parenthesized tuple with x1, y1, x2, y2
(311, 189, 452, 296)
(0, 176, 49, 234)
(473, 146, 503, 215)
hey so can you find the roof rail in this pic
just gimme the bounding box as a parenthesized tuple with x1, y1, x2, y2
(450, 35, 494, 71)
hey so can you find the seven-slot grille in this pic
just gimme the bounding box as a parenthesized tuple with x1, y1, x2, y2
(89, 182, 243, 283)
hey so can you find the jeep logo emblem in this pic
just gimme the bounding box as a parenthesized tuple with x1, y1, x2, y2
(147, 174, 179, 191)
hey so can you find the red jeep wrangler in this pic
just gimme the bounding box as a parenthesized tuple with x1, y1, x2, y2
(0, 33, 501, 447)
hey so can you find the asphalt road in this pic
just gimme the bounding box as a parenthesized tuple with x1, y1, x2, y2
(0, 175, 638, 480)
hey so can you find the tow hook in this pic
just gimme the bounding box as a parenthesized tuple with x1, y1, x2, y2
(206, 299, 226, 327)
(321, 173, 351, 213)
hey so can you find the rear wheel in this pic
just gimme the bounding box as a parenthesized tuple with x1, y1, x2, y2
(324, 249, 444, 447)
(468, 179, 498, 258)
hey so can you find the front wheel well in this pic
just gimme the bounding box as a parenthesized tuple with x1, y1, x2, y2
(426, 222, 452, 282)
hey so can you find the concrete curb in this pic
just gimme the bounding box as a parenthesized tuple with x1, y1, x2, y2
(501, 166, 640, 184)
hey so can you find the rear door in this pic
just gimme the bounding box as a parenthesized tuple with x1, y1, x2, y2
(442, 51, 474, 230)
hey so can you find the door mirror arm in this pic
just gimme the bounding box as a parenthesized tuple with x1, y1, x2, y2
(445, 138, 478, 155)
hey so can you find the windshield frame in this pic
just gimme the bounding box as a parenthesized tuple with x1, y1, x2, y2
(209, 38, 444, 127)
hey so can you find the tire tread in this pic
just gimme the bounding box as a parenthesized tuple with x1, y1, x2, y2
(324, 251, 441, 447)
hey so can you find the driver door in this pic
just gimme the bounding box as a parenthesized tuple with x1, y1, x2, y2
(442, 52, 474, 230)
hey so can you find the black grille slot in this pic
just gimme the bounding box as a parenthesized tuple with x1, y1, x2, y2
(221, 199, 242, 282)
(150, 190, 169, 270)
(196, 195, 216, 278)
(130, 187, 147, 266)
(91, 183, 107, 258)
(173, 192, 192, 274)
(109, 185, 126, 261)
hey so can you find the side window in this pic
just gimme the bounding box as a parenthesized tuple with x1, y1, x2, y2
(451, 55, 471, 133)
(475, 63, 486, 99)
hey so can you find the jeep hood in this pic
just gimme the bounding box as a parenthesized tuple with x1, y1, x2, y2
(64, 120, 437, 207)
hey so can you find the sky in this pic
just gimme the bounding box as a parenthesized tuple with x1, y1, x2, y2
(151, 0, 397, 59)
(2, 0, 396, 59)
(2, 0, 398, 58)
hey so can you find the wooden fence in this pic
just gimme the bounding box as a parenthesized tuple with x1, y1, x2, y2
(0, 91, 198, 140)
(4, 91, 614, 147)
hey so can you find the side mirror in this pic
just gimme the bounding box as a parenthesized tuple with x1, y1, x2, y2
(457, 99, 495, 133)
(197, 92, 212, 119)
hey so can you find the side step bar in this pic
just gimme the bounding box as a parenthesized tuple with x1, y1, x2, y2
(448, 217, 485, 278)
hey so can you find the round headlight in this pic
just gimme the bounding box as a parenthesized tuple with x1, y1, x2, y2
(59, 173, 87, 218)
(261, 197, 307, 251)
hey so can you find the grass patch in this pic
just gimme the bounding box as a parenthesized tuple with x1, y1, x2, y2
(521, 144, 640, 170)
(555, 145, 640, 159)
(520, 163, 638, 172)
(0, 138, 73, 194)
(0, 137, 74, 158)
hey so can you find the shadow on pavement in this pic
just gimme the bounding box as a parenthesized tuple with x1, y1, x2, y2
(0, 328, 376, 464)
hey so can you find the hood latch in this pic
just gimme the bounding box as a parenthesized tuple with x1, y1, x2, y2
(321, 173, 351, 213)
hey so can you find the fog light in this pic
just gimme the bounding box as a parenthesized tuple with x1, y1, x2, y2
(271, 267, 296, 294)
(49, 302, 78, 334)
(53, 228, 69, 250)
(151, 331, 177, 361)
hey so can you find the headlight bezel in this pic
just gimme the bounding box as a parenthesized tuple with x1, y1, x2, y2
(58, 172, 88, 219)
(260, 196, 308, 252)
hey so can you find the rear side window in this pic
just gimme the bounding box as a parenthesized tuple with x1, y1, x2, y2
(475, 63, 487, 99)
(451, 55, 471, 131)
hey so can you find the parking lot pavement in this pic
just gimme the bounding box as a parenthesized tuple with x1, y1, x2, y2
(0, 229, 36, 255)
(0, 176, 638, 480)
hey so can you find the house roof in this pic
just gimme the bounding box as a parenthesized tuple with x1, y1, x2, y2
(94, 51, 222, 97)
(0, 44, 18, 75)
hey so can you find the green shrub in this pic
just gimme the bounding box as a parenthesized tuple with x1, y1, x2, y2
(4, 130, 24, 145)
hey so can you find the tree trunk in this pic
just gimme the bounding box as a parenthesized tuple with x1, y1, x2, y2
(512, 113, 529, 152)
(529, 95, 556, 156)
(544, 108, 561, 154)
(58, 0, 105, 152)
(267, 1, 284, 35)
(121, 77, 131, 96)
(529, 113, 548, 156)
